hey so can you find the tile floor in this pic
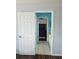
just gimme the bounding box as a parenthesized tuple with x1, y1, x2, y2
(36, 41, 50, 55)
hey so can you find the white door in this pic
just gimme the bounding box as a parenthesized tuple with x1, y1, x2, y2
(16, 12, 25, 55)
(16, 12, 36, 55)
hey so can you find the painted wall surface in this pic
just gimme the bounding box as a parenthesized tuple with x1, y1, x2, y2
(36, 13, 51, 32)
(16, 0, 62, 55)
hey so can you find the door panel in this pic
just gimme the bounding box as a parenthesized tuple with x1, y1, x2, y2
(16, 12, 25, 54)
(16, 12, 36, 55)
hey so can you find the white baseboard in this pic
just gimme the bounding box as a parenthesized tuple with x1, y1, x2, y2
(16, 51, 19, 54)
(18, 52, 35, 55)
(52, 54, 62, 56)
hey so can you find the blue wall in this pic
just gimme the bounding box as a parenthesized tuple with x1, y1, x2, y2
(36, 13, 51, 32)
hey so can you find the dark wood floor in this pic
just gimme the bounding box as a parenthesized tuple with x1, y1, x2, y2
(16, 54, 62, 59)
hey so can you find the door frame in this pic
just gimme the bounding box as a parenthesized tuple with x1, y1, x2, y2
(34, 11, 54, 55)
(38, 17, 48, 42)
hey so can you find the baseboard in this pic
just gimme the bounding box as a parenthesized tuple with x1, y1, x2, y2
(52, 54, 62, 56)
(18, 52, 35, 55)
(16, 51, 19, 54)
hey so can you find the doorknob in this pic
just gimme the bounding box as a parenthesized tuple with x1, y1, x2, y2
(19, 36, 22, 38)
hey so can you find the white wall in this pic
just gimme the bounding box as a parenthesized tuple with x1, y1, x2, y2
(16, 0, 62, 56)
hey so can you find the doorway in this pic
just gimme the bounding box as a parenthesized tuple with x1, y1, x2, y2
(39, 24, 47, 41)
(35, 11, 53, 55)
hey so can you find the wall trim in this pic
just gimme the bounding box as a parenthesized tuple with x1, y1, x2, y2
(52, 54, 62, 56)
(16, 51, 19, 54)
(18, 52, 35, 55)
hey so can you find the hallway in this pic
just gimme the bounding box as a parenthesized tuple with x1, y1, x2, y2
(36, 41, 50, 55)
